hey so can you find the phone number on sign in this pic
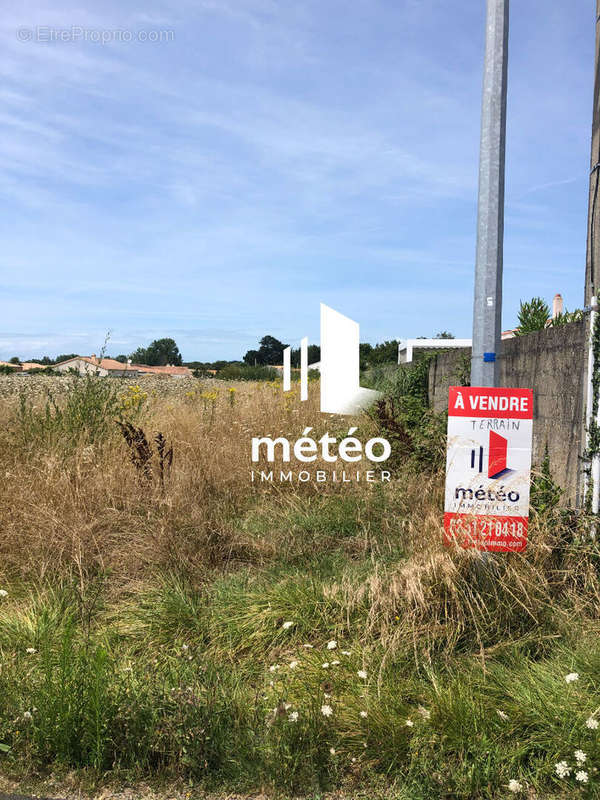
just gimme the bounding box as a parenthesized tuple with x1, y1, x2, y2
(443, 513, 528, 552)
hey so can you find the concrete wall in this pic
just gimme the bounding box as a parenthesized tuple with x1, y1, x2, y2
(428, 320, 588, 506)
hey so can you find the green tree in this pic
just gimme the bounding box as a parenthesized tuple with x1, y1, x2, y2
(115, 355, 128, 363)
(243, 349, 261, 366)
(359, 342, 373, 370)
(369, 340, 399, 366)
(515, 298, 550, 336)
(550, 309, 584, 327)
(290, 344, 320, 367)
(130, 338, 182, 366)
(243, 336, 288, 366)
(9, 356, 20, 364)
(435, 331, 455, 339)
(257, 335, 288, 365)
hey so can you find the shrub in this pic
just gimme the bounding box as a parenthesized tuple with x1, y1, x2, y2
(368, 356, 446, 471)
(515, 297, 551, 336)
(214, 364, 281, 382)
(14, 374, 129, 451)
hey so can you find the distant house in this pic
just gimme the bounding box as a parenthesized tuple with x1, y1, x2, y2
(398, 295, 568, 362)
(53, 355, 193, 378)
(0, 361, 52, 373)
(54, 355, 140, 377)
(397, 332, 527, 364)
(21, 362, 49, 371)
(398, 339, 472, 364)
(132, 364, 193, 378)
(0, 360, 21, 372)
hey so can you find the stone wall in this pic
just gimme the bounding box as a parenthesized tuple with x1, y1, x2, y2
(427, 320, 588, 506)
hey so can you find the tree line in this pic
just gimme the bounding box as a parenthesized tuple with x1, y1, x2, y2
(7, 295, 579, 372)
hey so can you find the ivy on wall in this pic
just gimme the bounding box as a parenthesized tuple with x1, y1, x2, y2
(584, 307, 600, 513)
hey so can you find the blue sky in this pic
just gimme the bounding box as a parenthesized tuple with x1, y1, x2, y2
(0, 0, 594, 361)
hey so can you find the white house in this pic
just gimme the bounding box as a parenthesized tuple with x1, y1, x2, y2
(54, 355, 140, 377)
(398, 339, 472, 364)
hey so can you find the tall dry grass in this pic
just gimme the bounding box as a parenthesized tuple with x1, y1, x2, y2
(1, 373, 598, 660)
(2, 375, 600, 795)
(0, 375, 382, 585)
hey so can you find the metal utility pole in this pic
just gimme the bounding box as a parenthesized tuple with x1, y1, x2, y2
(585, 0, 600, 306)
(582, 1, 600, 512)
(471, 0, 509, 387)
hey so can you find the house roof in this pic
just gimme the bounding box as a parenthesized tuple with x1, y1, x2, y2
(54, 356, 192, 376)
(55, 356, 134, 371)
(133, 364, 192, 376)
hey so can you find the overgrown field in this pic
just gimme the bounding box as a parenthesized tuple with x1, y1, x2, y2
(0, 373, 599, 799)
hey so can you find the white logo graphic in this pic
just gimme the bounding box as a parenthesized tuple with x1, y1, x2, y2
(283, 304, 380, 415)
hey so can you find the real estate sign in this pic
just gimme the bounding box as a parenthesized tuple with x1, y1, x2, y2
(444, 386, 533, 552)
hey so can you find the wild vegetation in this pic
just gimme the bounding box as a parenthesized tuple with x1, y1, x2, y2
(0, 371, 599, 798)
(515, 297, 584, 336)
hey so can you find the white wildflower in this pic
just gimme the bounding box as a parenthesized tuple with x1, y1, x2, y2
(322, 662, 330, 669)
(22, 711, 33, 722)
(507, 779, 522, 793)
(357, 669, 367, 679)
(303, 643, 314, 649)
(586, 716, 599, 729)
(329, 747, 336, 755)
(555, 761, 570, 778)
(26, 647, 36, 654)
(289, 660, 299, 669)
(0, 589, 8, 598)
(269, 664, 280, 673)
(284, 702, 291, 710)
(341, 650, 351, 655)
(417, 706, 431, 720)
(282, 621, 294, 630)
(360, 711, 368, 718)
(565, 672, 579, 684)
(331, 660, 340, 666)
(321, 704, 333, 717)
(351, 757, 356, 763)
(575, 770, 589, 784)
(327, 640, 337, 650)
(181, 643, 189, 651)
(575, 750, 587, 764)
(405, 719, 414, 727)
(496, 709, 509, 721)
(288, 711, 299, 722)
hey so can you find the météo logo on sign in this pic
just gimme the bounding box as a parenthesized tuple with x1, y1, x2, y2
(470, 431, 509, 479)
(282, 303, 380, 415)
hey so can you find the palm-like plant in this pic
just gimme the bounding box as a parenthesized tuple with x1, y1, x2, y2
(549, 308, 584, 327)
(514, 297, 550, 336)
